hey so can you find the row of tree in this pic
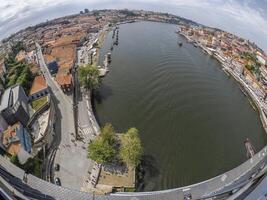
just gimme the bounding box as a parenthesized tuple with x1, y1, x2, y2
(3, 42, 34, 93)
(88, 124, 143, 168)
(242, 52, 262, 77)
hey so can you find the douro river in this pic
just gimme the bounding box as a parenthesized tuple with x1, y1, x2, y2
(94, 21, 267, 191)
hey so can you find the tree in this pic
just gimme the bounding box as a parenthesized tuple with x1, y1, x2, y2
(10, 155, 21, 167)
(100, 123, 116, 145)
(120, 128, 143, 168)
(16, 65, 34, 92)
(10, 41, 25, 58)
(78, 65, 100, 90)
(245, 64, 253, 71)
(88, 137, 116, 164)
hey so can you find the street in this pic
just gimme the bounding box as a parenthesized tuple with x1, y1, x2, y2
(36, 43, 94, 190)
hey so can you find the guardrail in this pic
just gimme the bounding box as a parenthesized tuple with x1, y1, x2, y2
(1, 141, 267, 200)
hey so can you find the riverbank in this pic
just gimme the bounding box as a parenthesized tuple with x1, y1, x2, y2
(95, 21, 267, 191)
(178, 31, 267, 135)
(80, 25, 137, 194)
(92, 27, 110, 67)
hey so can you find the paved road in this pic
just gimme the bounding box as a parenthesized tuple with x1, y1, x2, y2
(36, 43, 92, 190)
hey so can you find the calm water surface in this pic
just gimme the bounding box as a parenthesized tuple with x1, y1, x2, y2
(94, 21, 267, 191)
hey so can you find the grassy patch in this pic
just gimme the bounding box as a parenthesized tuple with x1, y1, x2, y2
(31, 96, 48, 111)
(124, 188, 136, 192)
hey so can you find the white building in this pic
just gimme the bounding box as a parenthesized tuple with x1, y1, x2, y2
(256, 52, 266, 65)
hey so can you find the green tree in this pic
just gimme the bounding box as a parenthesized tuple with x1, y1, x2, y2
(78, 65, 100, 90)
(88, 137, 116, 164)
(10, 41, 25, 58)
(1, 40, 36, 93)
(100, 123, 116, 145)
(10, 155, 21, 167)
(16, 66, 34, 92)
(120, 128, 143, 168)
(245, 64, 253, 71)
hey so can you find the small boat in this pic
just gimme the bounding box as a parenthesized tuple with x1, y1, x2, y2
(107, 53, 112, 63)
(178, 42, 183, 47)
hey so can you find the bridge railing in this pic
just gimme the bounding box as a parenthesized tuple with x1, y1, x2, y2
(1, 142, 267, 200)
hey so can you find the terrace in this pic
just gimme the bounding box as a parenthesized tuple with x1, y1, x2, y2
(31, 96, 48, 112)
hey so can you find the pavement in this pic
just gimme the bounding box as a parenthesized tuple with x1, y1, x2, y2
(75, 62, 101, 191)
(36, 43, 95, 190)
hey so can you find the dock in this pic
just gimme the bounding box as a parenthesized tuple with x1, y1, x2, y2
(98, 53, 111, 77)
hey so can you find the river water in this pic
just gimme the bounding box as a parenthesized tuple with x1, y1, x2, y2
(94, 21, 267, 191)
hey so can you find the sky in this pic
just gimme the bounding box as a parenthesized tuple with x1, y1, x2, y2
(0, 0, 267, 52)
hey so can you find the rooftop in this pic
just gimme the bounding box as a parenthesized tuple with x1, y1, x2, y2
(15, 51, 26, 62)
(0, 85, 21, 112)
(31, 109, 50, 143)
(29, 75, 47, 96)
(55, 74, 72, 86)
(2, 122, 21, 156)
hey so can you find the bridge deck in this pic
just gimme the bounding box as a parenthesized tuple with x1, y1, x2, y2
(1, 144, 267, 200)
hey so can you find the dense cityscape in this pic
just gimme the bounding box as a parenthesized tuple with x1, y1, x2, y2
(0, 8, 267, 200)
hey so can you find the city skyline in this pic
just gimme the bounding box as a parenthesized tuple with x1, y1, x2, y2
(0, 0, 267, 52)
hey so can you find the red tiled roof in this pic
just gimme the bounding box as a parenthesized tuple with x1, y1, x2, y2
(2, 123, 21, 156)
(55, 74, 72, 86)
(15, 51, 26, 62)
(29, 75, 48, 95)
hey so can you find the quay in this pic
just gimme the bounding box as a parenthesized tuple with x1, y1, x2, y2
(178, 30, 267, 125)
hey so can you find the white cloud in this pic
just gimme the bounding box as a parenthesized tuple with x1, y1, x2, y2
(218, 1, 267, 35)
(0, 0, 68, 23)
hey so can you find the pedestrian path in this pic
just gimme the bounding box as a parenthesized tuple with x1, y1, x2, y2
(78, 122, 95, 140)
(82, 126, 93, 137)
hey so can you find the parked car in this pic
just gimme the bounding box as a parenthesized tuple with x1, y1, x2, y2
(54, 164, 60, 171)
(54, 177, 61, 186)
